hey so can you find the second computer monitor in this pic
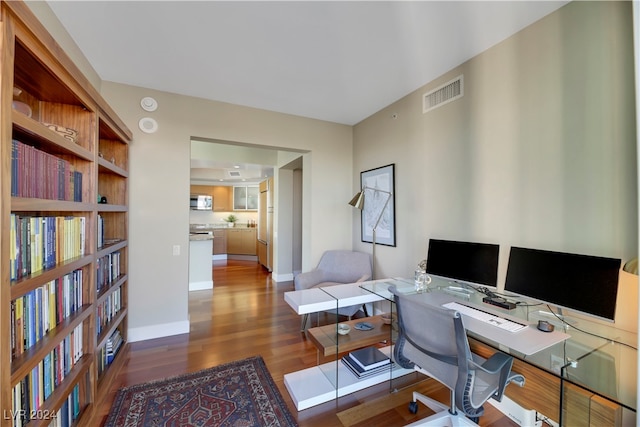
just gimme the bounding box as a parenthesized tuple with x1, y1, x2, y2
(426, 239, 500, 287)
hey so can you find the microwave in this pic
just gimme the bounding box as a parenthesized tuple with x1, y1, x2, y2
(190, 194, 212, 210)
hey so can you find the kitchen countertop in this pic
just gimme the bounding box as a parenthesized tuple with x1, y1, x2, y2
(190, 223, 257, 231)
(189, 223, 257, 241)
(189, 234, 214, 241)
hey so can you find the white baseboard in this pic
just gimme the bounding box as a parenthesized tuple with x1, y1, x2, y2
(189, 280, 213, 291)
(272, 272, 294, 283)
(128, 320, 190, 342)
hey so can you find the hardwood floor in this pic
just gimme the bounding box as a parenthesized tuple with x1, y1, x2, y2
(96, 260, 518, 426)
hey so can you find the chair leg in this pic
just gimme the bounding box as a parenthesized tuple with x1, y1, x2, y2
(300, 314, 309, 331)
(405, 391, 479, 427)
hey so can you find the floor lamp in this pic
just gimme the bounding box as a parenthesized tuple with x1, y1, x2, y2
(349, 186, 392, 279)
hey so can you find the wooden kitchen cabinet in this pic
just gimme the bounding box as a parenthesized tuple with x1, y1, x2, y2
(212, 186, 231, 211)
(189, 185, 231, 211)
(213, 229, 227, 255)
(227, 228, 257, 255)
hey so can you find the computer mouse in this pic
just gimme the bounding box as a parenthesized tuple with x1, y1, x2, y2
(537, 320, 554, 332)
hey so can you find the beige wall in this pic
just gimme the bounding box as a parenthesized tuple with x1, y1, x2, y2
(353, 1, 637, 327)
(98, 83, 353, 340)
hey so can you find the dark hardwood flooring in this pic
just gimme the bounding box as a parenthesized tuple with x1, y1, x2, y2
(97, 259, 518, 426)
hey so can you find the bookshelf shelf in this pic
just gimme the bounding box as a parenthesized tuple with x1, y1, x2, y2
(13, 112, 94, 161)
(96, 309, 128, 350)
(0, 2, 132, 426)
(9, 256, 92, 299)
(10, 306, 92, 383)
(97, 275, 128, 304)
(97, 204, 128, 213)
(10, 198, 94, 212)
(18, 356, 93, 427)
(98, 157, 128, 177)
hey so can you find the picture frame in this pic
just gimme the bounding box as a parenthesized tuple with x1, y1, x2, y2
(359, 163, 396, 247)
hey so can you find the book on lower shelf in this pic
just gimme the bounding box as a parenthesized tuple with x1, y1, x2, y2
(341, 355, 391, 379)
(348, 346, 391, 371)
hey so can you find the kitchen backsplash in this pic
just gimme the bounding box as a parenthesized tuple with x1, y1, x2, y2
(189, 210, 258, 226)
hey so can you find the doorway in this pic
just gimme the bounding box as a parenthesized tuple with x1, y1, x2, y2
(189, 138, 304, 282)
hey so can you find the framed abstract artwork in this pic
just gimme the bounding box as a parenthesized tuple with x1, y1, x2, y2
(359, 163, 396, 246)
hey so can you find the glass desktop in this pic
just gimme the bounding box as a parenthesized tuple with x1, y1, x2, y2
(359, 276, 637, 426)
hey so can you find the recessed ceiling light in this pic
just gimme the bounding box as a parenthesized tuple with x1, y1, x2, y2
(233, 165, 240, 169)
(140, 96, 158, 112)
(138, 117, 158, 133)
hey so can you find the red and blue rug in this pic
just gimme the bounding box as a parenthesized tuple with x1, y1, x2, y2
(104, 355, 298, 427)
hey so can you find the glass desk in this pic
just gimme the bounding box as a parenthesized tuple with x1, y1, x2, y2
(360, 276, 637, 426)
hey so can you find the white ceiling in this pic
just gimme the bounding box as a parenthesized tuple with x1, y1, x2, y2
(46, 0, 569, 126)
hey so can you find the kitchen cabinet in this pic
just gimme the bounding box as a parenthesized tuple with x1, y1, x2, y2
(233, 185, 259, 210)
(190, 185, 231, 212)
(258, 178, 273, 270)
(213, 229, 227, 255)
(227, 228, 257, 255)
(212, 186, 232, 211)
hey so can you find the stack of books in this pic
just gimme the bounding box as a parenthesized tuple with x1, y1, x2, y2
(342, 346, 391, 379)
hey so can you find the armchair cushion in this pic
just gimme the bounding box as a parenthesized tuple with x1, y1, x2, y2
(294, 250, 372, 323)
(294, 250, 372, 291)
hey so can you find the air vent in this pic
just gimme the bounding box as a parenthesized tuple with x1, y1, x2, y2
(228, 171, 241, 177)
(423, 75, 463, 113)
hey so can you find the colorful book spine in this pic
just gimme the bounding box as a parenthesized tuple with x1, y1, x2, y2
(96, 288, 121, 337)
(9, 215, 86, 280)
(96, 251, 121, 292)
(10, 270, 84, 360)
(10, 139, 83, 202)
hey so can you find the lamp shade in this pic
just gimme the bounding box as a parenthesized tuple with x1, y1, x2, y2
(623, 258, 638, 275)
(349, 191, 365, 210)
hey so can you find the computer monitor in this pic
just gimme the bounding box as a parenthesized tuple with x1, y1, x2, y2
(425, 239, 499, 287)
(504, 247, 621, 321)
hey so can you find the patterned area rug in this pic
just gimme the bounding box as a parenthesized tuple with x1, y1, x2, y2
(104, 355, 298, 427)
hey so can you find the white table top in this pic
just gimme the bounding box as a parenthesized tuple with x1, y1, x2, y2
(284, 282, 384, 314)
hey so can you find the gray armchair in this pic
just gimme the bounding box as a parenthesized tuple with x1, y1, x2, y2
(294, 250, 372, 330)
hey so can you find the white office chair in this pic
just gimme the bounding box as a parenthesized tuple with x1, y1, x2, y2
(389, 285, 525, 426)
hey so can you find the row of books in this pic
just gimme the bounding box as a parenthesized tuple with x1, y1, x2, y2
(46, 383, 82, 427)
(96, 251, 121, 292)
(96, 289, 122, 337)
(11, 139, 83, 202)
(11, 382, 81, 427)
(9, 214, 86, 281)
(11, 324, 84, 426)
(10, 270, 84, 361)
(341, 346, 391, 379)
(97, 329, 124, 378)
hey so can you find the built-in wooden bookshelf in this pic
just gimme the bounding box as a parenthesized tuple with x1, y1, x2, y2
(0, 2, 132, 426)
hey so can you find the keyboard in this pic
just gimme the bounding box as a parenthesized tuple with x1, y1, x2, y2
(442, 301, 528, 332)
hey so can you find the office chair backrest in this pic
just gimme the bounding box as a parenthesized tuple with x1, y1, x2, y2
(390, 285, 518, 419)
(392, 286, 473, 399)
